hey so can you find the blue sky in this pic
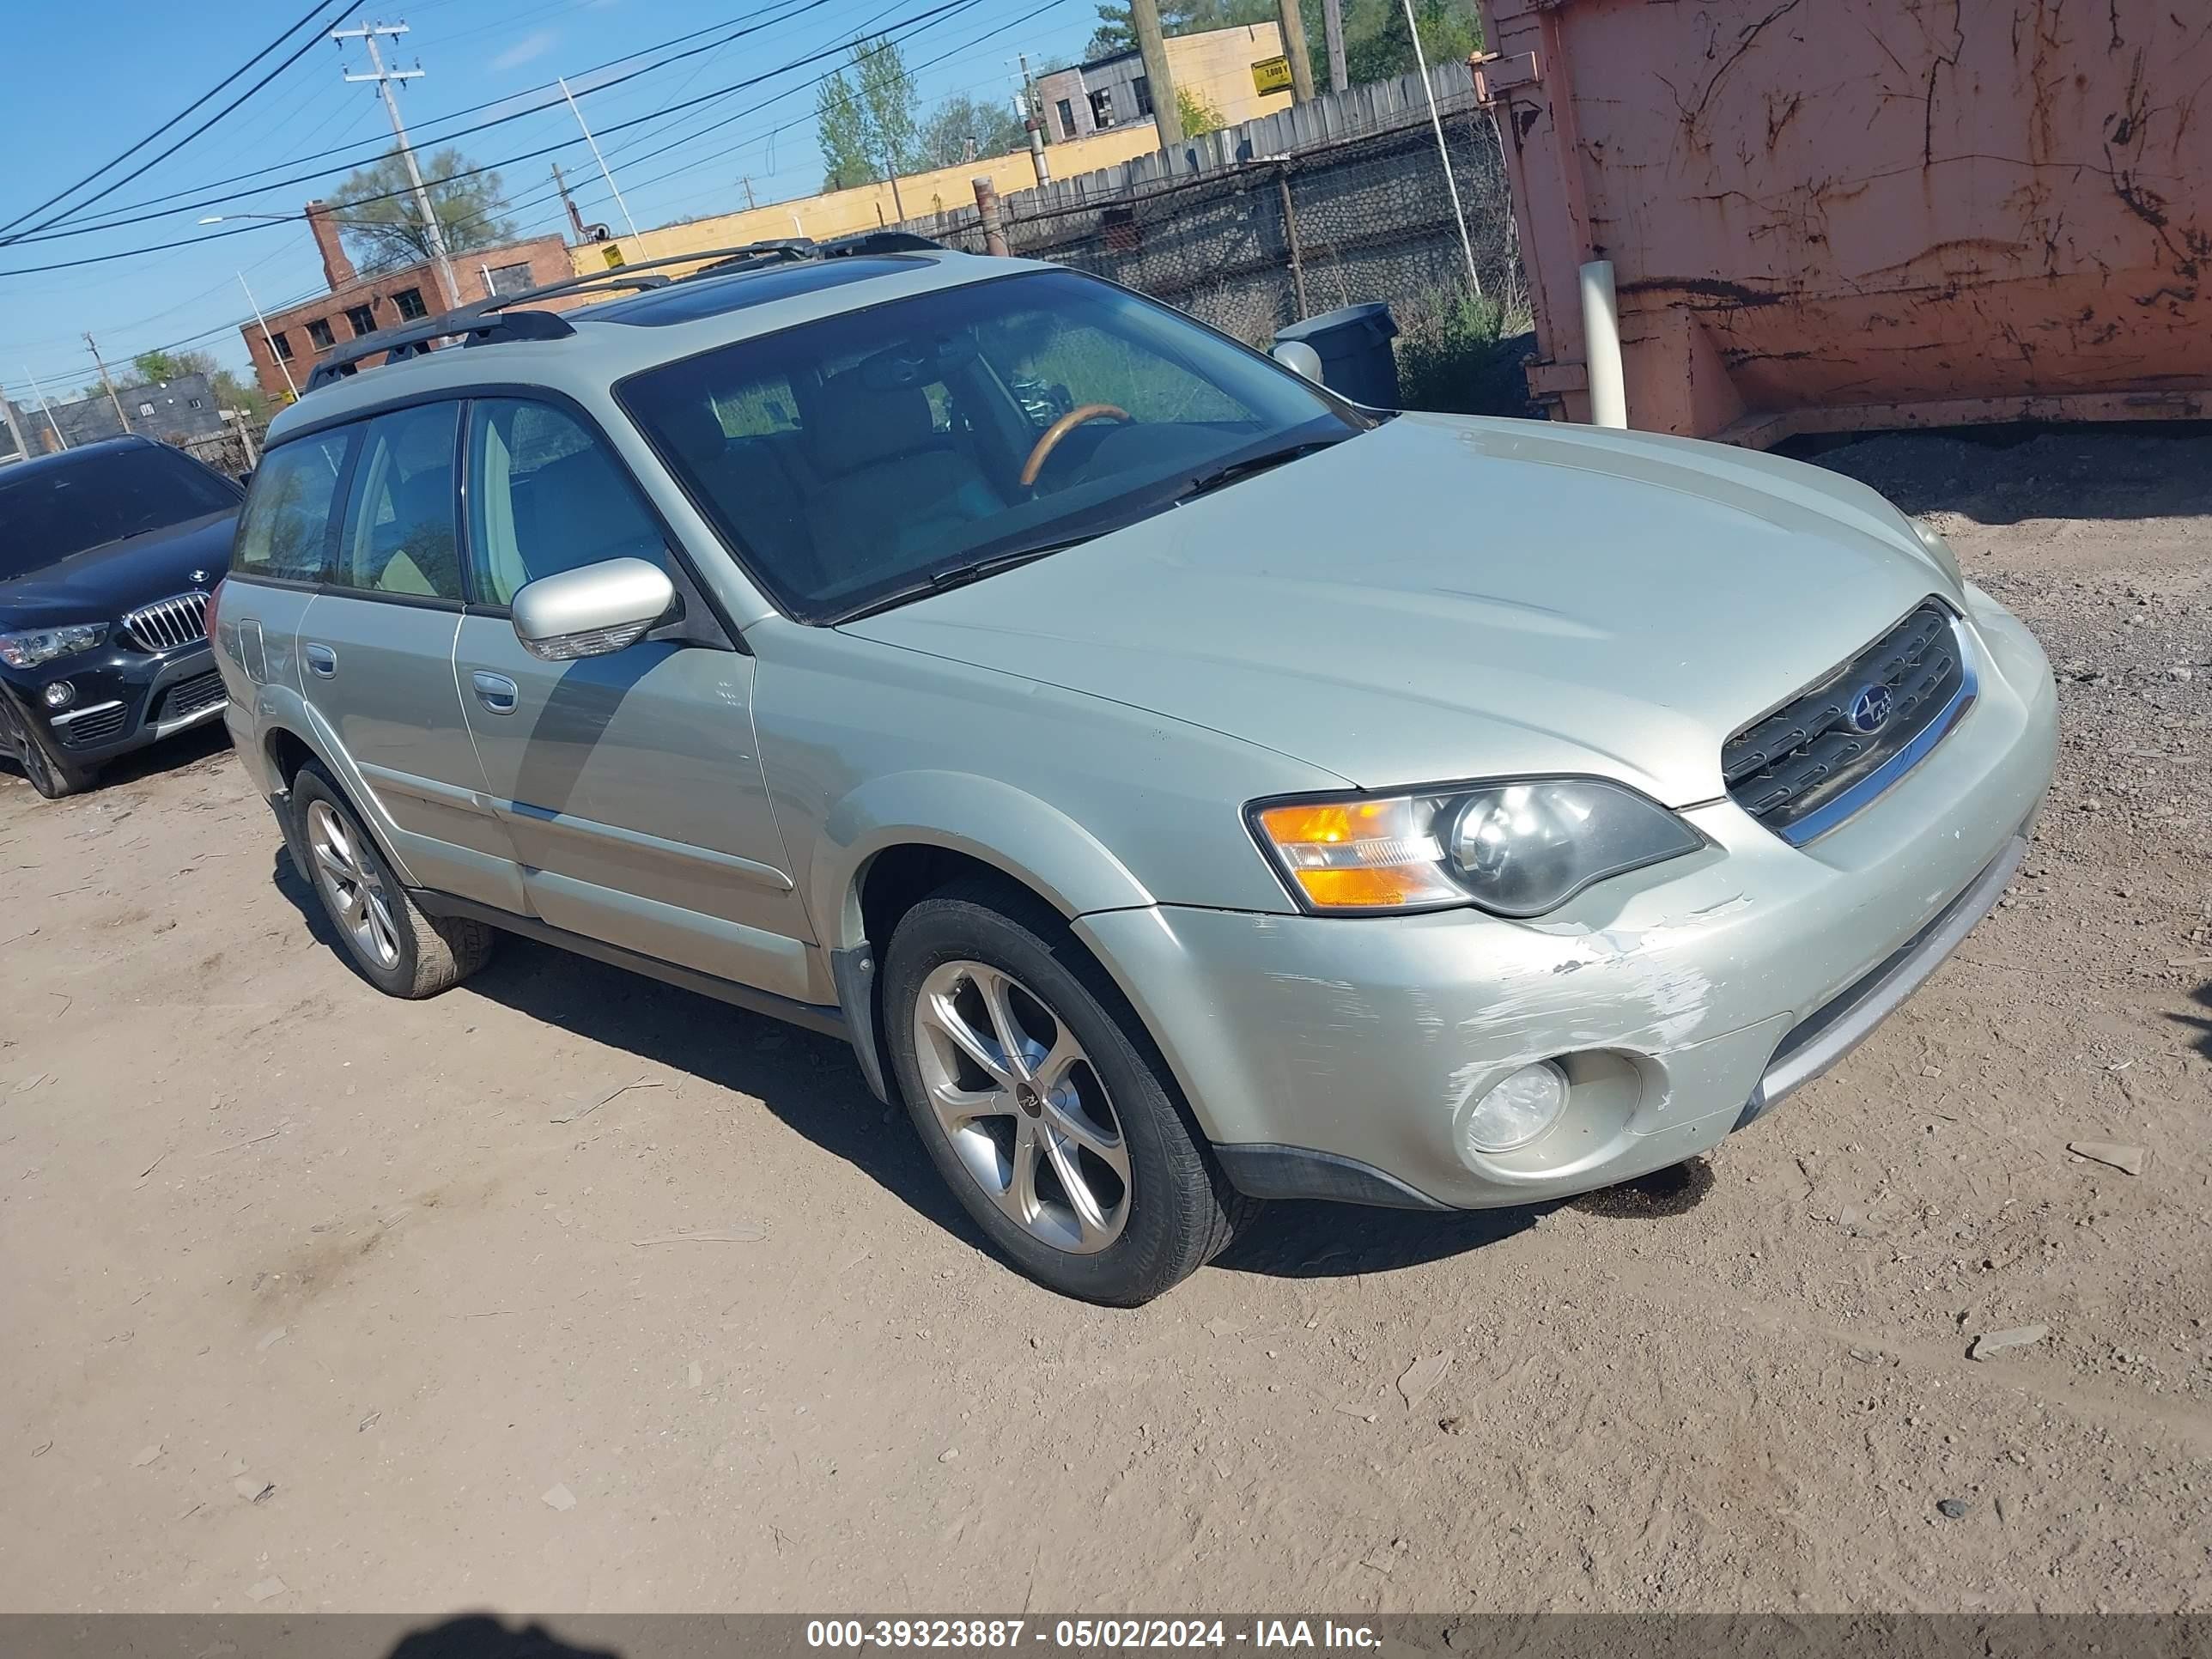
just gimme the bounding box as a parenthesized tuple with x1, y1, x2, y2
(0, 0, 1098, 403)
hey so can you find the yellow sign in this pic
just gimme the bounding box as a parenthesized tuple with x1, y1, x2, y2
(1252, 54, 1293, 94)
(602, 243, 626, 269)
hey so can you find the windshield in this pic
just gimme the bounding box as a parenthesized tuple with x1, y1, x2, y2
(618, 269, 1361, 622)
(0, 445, 237, 580)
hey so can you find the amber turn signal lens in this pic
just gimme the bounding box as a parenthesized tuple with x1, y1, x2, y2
(1254, 797, 1462, 910)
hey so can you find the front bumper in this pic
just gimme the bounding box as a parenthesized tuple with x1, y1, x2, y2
(1076, 588, 2058, 1211)
(21, 642, 227, 766)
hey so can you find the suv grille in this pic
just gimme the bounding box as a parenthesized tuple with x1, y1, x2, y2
(1723, 602, 1971, 842)
(155, 669, 228, 725)
(122, 592, 210, 653)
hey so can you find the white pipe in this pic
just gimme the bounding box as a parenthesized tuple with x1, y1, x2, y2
(25, 363, 69, 447)
(562, 75, 642, 243)
(238, 272, 297, 399)
(1401, 0, 1480, 298)
(1579, 258, 1627, 428)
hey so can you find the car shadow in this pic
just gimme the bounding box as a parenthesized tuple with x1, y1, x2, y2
(269, 849, 1707, 1287)
(2179, 976, 2212, 1062)
(0, 719, 232, 798)
(386, 1615, 623, 1659)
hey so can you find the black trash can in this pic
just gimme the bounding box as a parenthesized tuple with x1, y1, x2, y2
(1273, 301, 1401, 409)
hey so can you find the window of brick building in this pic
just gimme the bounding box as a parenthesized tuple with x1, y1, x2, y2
(1055, 98, 1076, 138)
(307, 318, 335, 350)
(483, 262, 535, 297)
(392, 287, 428, 320)
(346, 303, 377, 337)
(270, 331, 294, 362)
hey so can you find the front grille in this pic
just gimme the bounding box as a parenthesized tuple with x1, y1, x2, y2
(1723, 601, 1969, 840)
(154, 669, 228, 725)
(121, 591, 210, 653)
(58, 704, 128, 747)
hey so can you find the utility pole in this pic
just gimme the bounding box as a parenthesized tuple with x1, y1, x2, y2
(1018, 53, 1042, 125)
(25, 366, 68, 449)
(85, 335, 131, 435)
(334, 20, 461, 310)
(550, 161, 587, 241)
(1277, 0, 1317, 102)
(238, 271, 297, 400)
(559, 75, 642, 245)
(738, 175, 757, 210)
(1322, 0, 1348, 93)
(1130, 0, 1185, 147)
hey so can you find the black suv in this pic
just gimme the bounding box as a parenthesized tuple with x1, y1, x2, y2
(0, 436, 241, 798)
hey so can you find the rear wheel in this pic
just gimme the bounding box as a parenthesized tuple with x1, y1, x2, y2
(289, 764, 495, 997)
(883, 882, 1254, 1304)
(3, 701, 93, 799)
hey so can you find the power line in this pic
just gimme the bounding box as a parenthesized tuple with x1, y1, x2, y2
(14, 0, 855, 245)
(0, 0, 356, 246)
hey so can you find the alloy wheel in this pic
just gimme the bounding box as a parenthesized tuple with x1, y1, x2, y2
(913, 959, 1131, 1254)
(305, 799, 401, 969)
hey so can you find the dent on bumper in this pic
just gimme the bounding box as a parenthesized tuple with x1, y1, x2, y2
(1077, 596, 2058, 1211)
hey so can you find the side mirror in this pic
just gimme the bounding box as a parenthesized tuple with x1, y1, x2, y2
(511, 557, 675, 661)
(1270, 340, 1325, 383)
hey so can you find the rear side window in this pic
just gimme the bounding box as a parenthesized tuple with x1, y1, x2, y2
(234, 429, 353, 583)
(333, 403, 464, 601)
(465, 399, 666, 606)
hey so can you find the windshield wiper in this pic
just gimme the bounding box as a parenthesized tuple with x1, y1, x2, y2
(1173, 437, 1344, 504)
(835, 536, 1095, 623)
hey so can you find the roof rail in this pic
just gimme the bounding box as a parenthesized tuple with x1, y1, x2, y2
(299, 233, 951, 394)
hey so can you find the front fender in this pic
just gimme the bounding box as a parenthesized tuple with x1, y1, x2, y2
(812, 769, 1157, 949)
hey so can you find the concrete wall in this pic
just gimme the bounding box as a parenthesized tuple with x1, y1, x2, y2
(1038, 25, 1291, 142)
(241, 234, 573, 400)
(1476, 0, 2212, 441)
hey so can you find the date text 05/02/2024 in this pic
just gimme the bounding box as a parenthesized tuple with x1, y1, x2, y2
(804, 1620, 1382, 1650)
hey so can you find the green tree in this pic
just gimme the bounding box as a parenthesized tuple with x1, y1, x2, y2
(1087, 0, 1275, 58)
(920, 93, 1030, 166)
(1310, 0, 1481, 89)
(1175, 85, 1226, 136)
(131, 348, 271, 419)
(816, 36, 924, 191)
(327, 147, 519, 270)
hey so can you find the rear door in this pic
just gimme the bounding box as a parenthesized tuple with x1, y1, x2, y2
(296, 400, 521, 911)
(221, 427, 352, 709)
(451, 396, 818, 1000)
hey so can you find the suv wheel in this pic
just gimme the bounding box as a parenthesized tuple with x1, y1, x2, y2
(290, 764, 495, 998)
(882, 883, 1255, 1304)
(3, 702, 94, 799)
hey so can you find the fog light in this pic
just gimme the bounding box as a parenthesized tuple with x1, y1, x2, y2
(1462, 1060, 1569, 1154)
(42, 681, 74, 709)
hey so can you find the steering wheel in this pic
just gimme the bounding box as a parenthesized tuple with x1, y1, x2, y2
(1019, 404, 1131, 489)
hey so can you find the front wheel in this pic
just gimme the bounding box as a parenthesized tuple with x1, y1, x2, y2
(3, 700, 94, 799)
(882, 883, 1254, 1304)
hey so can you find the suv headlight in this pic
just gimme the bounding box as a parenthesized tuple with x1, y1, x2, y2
(1250, 779, 1704, 917)
(0, 623, 106, 671)
(1911, 516, 1964, 588)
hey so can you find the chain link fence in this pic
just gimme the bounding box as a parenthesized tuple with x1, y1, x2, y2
(896, 94, 1522, 359)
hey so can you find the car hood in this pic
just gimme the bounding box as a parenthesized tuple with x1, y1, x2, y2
(839, 414, 1956, 805)
(0, 512, 234, 627)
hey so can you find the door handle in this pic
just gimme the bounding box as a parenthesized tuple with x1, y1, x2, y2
(304, 642, 337, 678)
(471, 671, 519, 714)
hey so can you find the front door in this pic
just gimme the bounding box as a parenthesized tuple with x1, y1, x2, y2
(452, 397, 818, 1001)
(297, 400, 521, 911)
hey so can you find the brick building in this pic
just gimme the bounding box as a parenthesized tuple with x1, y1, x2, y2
(1034, 24, 1290, 143)
(240, 203, 572, 399)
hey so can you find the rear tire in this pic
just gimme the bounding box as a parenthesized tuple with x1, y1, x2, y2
(882, 880, 1255, 1305)
(289, 763, 495, 998)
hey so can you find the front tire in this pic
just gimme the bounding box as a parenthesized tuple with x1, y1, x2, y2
(3, 701, 94, 799)
(289, 763, 495, 998)
(882, 882, 1253, 1304)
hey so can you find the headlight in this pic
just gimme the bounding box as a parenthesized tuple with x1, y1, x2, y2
(0, 623, 106, 671)
(1911, 517, 1963, 588)
(1250, 777, 1703, 917)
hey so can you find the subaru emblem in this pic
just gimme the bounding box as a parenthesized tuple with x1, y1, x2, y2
(1849, 684, 1894, 733)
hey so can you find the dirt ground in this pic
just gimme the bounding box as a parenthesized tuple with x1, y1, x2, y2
(1, 428, 2207, 1617)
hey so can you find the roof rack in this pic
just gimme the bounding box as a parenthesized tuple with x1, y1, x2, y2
(300, 232, 948, 393)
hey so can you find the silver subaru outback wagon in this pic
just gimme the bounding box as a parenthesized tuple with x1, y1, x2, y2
(213, 240, 2057, 1304)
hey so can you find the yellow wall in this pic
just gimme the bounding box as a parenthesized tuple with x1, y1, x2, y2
(571, 126, 1167, 279)
(1164, 23, 1292, 128)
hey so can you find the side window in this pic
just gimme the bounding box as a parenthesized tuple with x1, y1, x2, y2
(465, 400, 667, 607)
(233, 429, 352, 582)
(332, 403, 464, 601)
